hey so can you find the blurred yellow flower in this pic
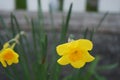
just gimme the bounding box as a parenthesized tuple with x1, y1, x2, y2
(56, 39, 95, 68)
(0, 31, 25, 67)
(0, 43, 19, 68)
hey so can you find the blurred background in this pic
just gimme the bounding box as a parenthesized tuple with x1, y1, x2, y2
(0, 0, 120, 80)
(0, 0, 120, 12)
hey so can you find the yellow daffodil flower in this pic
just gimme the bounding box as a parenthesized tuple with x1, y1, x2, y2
(56, 39, 95, 68)
(0, 48, 19, 67)
(0, 31, 25, 68)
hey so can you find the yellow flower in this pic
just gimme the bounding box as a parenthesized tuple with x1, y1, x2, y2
(0, 31, 25, 67)
(0, 43, 19, 68)
(56, 39, 95, 68)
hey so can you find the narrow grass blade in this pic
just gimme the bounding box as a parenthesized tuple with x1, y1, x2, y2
(10, 13, 17, 36)
(31, 19, 38, 59)
(4, 68, 18, 80)
(89, 28, 95, 41)
(98, 63, 118, 71)
(60, 3, 73, 43)
(96, 12, 108, 29)
(94, 72, 107, 80)
(0, 16, 10, 39)
(10, 13, 21, 33)
(83, 27, 89, 39)
(84, 56, 99, 80)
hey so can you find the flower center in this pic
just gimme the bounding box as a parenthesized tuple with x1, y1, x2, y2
(3, 50, 14, 60)
(69, 50, 82, 62)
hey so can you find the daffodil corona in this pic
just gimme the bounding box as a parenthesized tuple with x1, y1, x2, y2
(56, 39, 95, 68)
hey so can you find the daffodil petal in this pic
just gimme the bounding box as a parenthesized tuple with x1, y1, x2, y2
(77, 39, 93, 50)
(57, 56, 69, 65)
(3, 42, 10, 49)
(7, 60, 12, 65)
(1, 61, 7, 67)
(14, 58, 19, 63)
(13, 53, 19, 63)
(82, 51, 95, 62)
(56, 42, 71, 56)
(70, 60, 85, 68)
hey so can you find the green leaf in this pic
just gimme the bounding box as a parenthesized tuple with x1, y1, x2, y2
(83, 27, 89, 39)
(94, 72, 107, 80)
(97, 63, 118, 71)
(3, 68, 17, 80)
(96, 12, 108, 29)
(35, 64, 47, 80)
(0, 16, 10, 39)
(60, 3, 73, 43)
(89, 28, 95, 41)
(84, 56, 100, 80)
(63, 75, 73, 80)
